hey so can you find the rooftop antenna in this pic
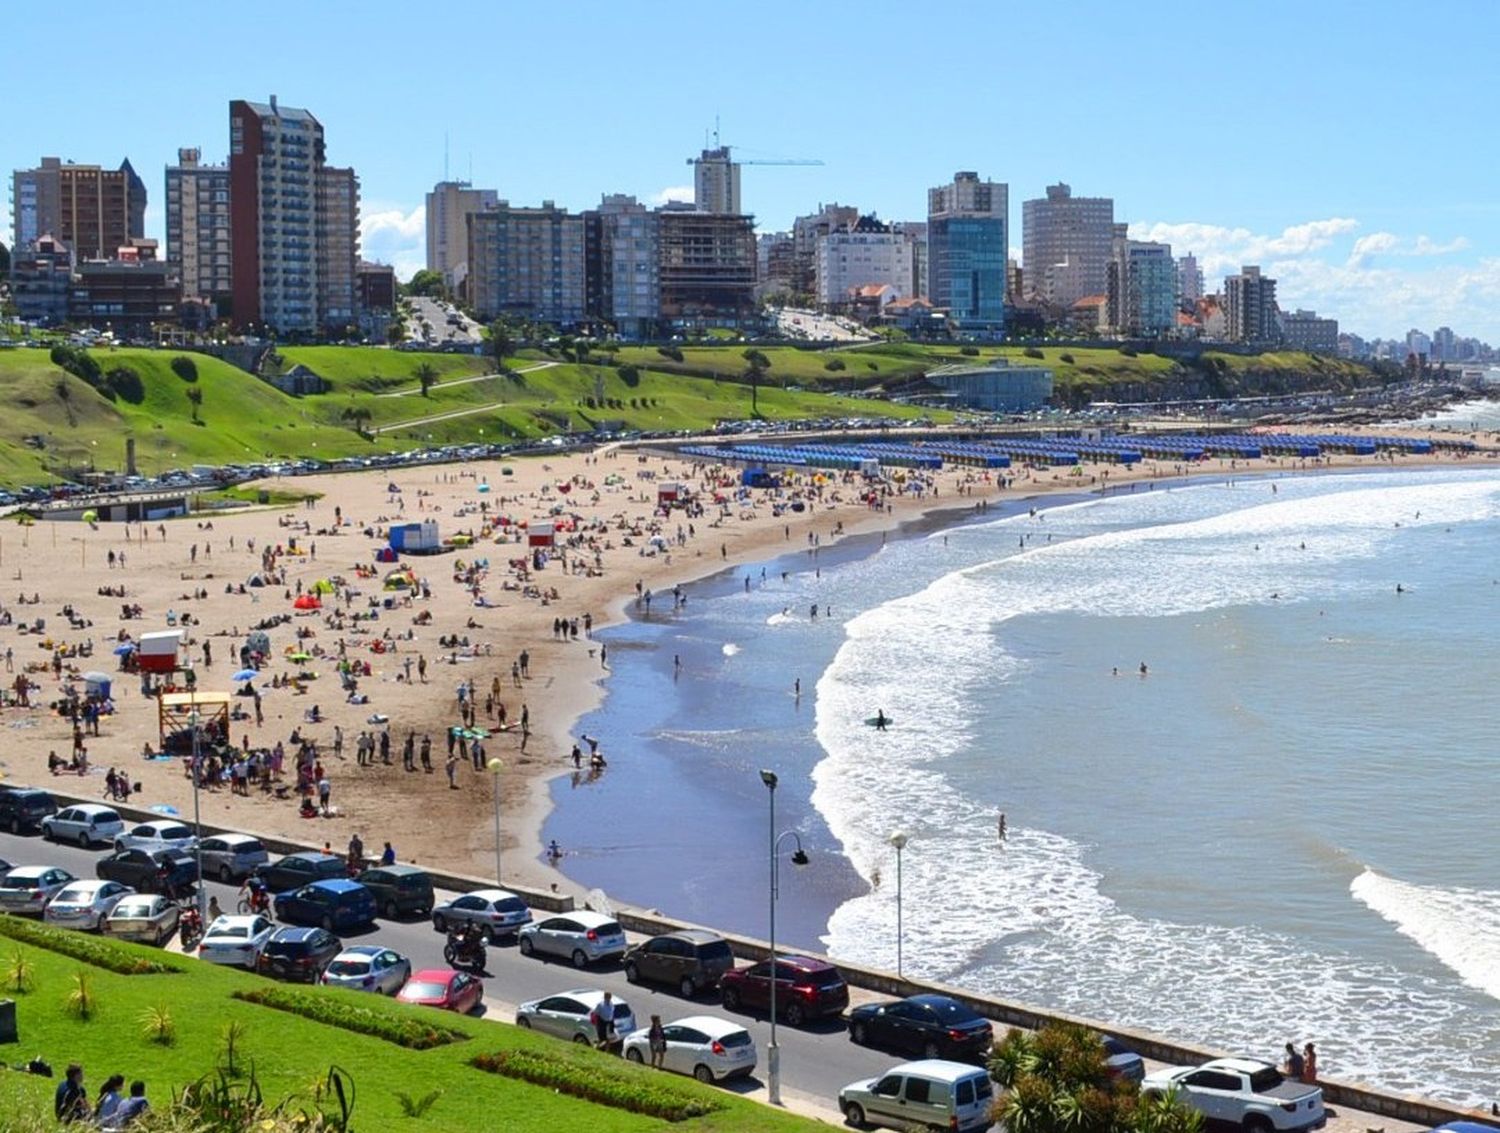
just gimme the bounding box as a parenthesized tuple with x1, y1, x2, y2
(443, 132, 449, 182)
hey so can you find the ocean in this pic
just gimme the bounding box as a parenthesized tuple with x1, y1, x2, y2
(548, 466, 1500, 1106)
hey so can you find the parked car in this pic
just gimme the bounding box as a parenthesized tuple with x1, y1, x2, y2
(1103, 1036, 1145, 1083)
(719, 954, 849, 1025)
(197, 914, 276, 968)
(0, 865, 77, 915)
(0, 787, 57, 834)
(396, 968, 483, 1014)
(847, 994, 994, 1062)
(257, 926, 342, 982)
(355, 864, 434, 919)
(198, 833, 269, 882)
(96, 848, 197, 894)
(114, 821, 197, 854)
(516, 988, 637, 1045)
(430, 888, 531, 941)
(254, 852, 347, 893)
(321, 946, 411, 995)
(273, 879, 377, 932)
(1142, 1058, 1326, 1133)
(518, 911, 627, 968)
(43, 880, 134, 931)
(621, 1015, 757, 1083)
(839, 1059, 996, 1132)
(102, 893, 181, 946)
(623, 929, 736, 997)
(41, 804, 124, 847)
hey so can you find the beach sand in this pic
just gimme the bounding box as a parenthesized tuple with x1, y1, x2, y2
(4, 429, 1496, 902)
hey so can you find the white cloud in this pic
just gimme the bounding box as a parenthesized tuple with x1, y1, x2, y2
(361, 204, 425, 279)
(1412, 235, 1469, 256)
(650, 185, 694, 206)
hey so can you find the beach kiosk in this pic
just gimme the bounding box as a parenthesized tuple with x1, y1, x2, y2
(389, 519, 441, 555)
(138, 630, 184, 675)
(527, 521, 555, 549)
(657, 482, 684, 507)
(157, 690, 231, 754)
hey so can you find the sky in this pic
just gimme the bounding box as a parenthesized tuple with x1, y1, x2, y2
(7, 0, 1500, 343)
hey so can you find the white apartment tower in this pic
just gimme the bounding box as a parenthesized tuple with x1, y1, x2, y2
(692, 147, 741, 215)
(815, 215, 914, 308)
(1021, 183, 1114, 307)
(165, 147, 233, 310)
(1176, 253, 1203, 304)
(426, 180, 498, 290)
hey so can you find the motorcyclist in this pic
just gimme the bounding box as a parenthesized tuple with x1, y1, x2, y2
(239, 876, 270, 914)
(448, 921, 485, 965)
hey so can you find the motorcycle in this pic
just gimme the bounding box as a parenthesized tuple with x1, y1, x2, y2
(178, 905, 204, 950)
(443, 931, 486, 973)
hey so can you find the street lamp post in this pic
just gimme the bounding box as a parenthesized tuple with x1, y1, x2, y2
(188, 705, 207, 919)
(759, 769, 808, 1107)
(888, 832, 908, 978)
(487, 758, 504, 883)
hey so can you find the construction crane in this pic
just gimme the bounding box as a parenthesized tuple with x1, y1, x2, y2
(683, 148, 824, 168)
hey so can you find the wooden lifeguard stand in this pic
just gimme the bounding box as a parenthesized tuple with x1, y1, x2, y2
(157, 690, 231, 753)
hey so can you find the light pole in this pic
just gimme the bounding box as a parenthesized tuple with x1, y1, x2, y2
(188, 705, 207, 919)
(759, 769, 809, 1107)
(487, 757, 504, 883)
(888, 831, 908, 978)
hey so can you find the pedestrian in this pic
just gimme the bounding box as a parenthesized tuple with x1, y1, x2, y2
(446, 755, 458, 789)
(418, 655, 428, 683)
(591, 991, 616, 1048)
(318, 775, 331, 815)
(648, 1014, 667, 1069)
(333, 725, 344, 760)
(1302, 1043, 1317, 1083)
(1284, 1043, 1305, 1080)
(55, 1063, 89, 1123)
(512, 661, 521, 687)
(380, 841, 396, 866)
(600, 643, 608, 669)
(420, 734, 433, 772)
(519, 649, 530, 678)
(402, 732, 415, 771)
(380, 729, 391, 765)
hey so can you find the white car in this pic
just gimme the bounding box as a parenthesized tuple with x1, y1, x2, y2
(198, 833, 269, 882)
(103, 893, 181, 946)
(431, 888, 532, 941)
(321, 946, 412, 995)
(41, 804, 125, 847)
(1143, 1058, 1326, 1133)
(115, 821, 197, 854)
(197, 914, 276, 968)
(621, 1014, 757, 1083)
(516, 988, 637, 1044)
(43, 880, 134, 931)
(0, 865, 77, 915)
(518, 911, 627, 968)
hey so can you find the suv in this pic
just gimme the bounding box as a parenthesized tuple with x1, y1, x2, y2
(256, 926, 342, 982)
(254, 852, 346, 893)
(355, 864, 434, 919)
(0, 787, 57, 834)
(624, 930, 736, 998)
(719, 955, 849, 1026)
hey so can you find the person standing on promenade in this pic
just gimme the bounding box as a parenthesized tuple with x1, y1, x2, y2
(1301, 1043, 1317, 1083)
(1284, 1043, 1304, 1079)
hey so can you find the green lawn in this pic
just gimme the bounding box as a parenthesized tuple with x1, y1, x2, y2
(277, 347, 493, 394)
(0, 918, 824, 1133)
(612, 344, 933, 388)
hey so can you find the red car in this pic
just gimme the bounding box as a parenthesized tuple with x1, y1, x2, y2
(396, 967, 483, 1014)
(719, 954, 849, 1026)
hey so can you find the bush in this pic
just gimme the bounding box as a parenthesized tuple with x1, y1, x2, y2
(64, 969, 96, 1020)
(0, 914, 177, 975)
(106, 365, 145, 404)
(1059, 353, 1075, 364)
(824, 357, 846, 372)
(617, 363, 640, 387)
(1023, 346, 1044, 359)
(472, 1049, 724, 1121)
(232, 987, 466, 1050)
(657, 345, 684, 363)
(50, 344, 102, 385)
(170, 355, 199, 382)
(1119, 345, 1138, 357)
(959, 345, 980, 356)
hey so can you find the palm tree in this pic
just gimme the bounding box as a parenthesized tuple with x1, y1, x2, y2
(414, 362, 438, 398)
(489, 320, 514, 373)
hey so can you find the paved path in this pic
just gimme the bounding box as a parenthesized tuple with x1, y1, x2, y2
(373, 362, 560, 433)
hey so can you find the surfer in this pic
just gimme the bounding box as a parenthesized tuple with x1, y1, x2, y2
(1396, 583, 1404, 594)
(1139, 661, 1149, 677)
(997, 812, 1007, 846)
(874, 709, 889, 732)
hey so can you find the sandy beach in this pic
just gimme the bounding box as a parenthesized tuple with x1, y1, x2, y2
(3, 427, 1497, 903)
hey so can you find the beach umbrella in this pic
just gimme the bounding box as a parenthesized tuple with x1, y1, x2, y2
(477, 482, 490, 493)
(112, 642, 136, 655)
(82, 510, 98, 523)
(293, 594, 321, 610)
(82, 671, 111, 685)
(232, 668, 258, 682)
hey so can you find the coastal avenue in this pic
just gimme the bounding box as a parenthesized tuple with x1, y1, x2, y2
(0, 826, 1430, 1133)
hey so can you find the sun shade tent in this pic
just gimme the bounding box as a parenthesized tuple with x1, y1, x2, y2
(293, 594, 321, 611)
(83, 672, 112, 698)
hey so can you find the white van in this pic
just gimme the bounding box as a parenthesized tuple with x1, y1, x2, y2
(839, 1059, 995, 1132)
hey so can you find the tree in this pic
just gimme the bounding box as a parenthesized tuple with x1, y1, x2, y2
(185, 384, 204, 423)
(489, 321, 514, 372)
(403, 269, 447, 299)
(742, 348, 771, 417)
(341, 405, 373, 437)
(0, 239, 10, 276)
(170, 355, 198, 382)
(414, 362, 438, 398)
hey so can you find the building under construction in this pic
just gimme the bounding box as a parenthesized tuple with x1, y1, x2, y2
(656, 205, 757, 328)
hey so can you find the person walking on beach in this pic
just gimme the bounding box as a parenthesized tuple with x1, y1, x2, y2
(1301, 1043, 1317, 1083)
(997, 813, 1007, 846)
(420, 734, 433, 772)
(445, 755, 458, 788)
(402, 732, 415, 771)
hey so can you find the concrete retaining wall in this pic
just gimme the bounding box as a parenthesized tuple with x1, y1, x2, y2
(44, 786, 1498, 1128)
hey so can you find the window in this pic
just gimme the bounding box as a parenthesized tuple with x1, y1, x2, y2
(873, 1076, 902, 1098)
(957, 1080, 975, 1106)
(904, 1078, 932, 1104)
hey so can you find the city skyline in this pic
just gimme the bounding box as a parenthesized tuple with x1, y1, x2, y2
(7, 0, 1500, 342)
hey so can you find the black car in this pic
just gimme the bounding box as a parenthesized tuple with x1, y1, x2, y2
(96, 848, 198, 894)
(254, 852, 346, 893)
(847, 994, 995, 1062)
(354, 865, 434, 919)
(256, 926, 342, 982)
(0, 787, 57, 834)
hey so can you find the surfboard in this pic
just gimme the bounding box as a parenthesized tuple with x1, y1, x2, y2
(863, 716, 894, 728)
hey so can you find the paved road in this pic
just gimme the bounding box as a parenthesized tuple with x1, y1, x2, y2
(0, 825, 1434, 1132)
(406, 296, 483, 348)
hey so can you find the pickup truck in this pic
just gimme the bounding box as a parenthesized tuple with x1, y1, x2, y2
(1142, 1058, 1325, 1133)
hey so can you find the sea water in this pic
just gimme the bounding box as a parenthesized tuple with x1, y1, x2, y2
(553, 467, 1500, 1105)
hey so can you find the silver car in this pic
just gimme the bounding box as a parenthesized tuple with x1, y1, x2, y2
(321, 946, 412, 995)
(518, 911, 627, 968)
(198, 833, 269, 883)
(103, 893, 181, 946)
(431, 888, 532, 942)
(516, 988, 637, 1045)
(0, 865, 77, 915)
(43, 880, 134, 931)
(41, 804, 124, 848)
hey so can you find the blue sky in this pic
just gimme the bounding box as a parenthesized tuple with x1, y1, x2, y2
(8, 0, 1500, 342)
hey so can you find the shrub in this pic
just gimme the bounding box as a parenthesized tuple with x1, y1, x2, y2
(219, 1019, 249, 1078)
(1119, 345, 1138, 357)
(959, 345, 980, 356)
(50, 344, 102, 384)
(141, 1002, 177, 1046)
(106, 365, 145, 404)
(472, 1049, 724, 1121)
(7, 947, 34, 993)
(657, 345, 684, 363)
(233, 987, 466, 1050)
(1023, 346, 1044, 359)
(617, 363, 640, 387)
(1059, 353, 1075, 364)
(0, 913, 177, 974)
(171, 355, 198, 382)
(824, 357, 846, 371)
(64, 969, 96, 1020)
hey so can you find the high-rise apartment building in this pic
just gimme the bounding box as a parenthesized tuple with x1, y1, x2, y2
(466, 201, 586, 325)
(892, 221, 928, 300)
(1021, 183, 1113, 307)
(1105, 226, 1176, 337)
(815, 215, 913, 308)
(691, 147, 741, 215)
(165, 148, 233, 312)
(1176, 253, 1203, 304)
(656, 205, 756, 326)
(584, 195, 660, 338)
(426, 180, 498, 290)
(11, 157, 146, 260)
(1224, 265, 1278, 343)
(1430, 325, 1456, 361)
(229, 97, 359, 335)
(927, 171, 1008, 335)
(792, 204, 859, 298)
(756, 231, 796, 300)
